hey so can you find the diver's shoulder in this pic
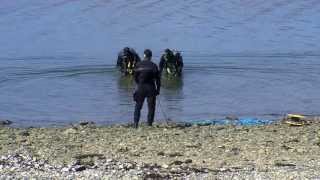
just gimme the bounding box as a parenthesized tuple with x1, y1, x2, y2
(150, 60, 158, 67)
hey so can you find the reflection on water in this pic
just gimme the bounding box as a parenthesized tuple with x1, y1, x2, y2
(158, 75, 184, 121)
(116, 75, 135, 107)
(161, 75, 184, 91)
(116, 74, 185, 107)
(117, 74, 184, 95)
(117, 75, 135, 91)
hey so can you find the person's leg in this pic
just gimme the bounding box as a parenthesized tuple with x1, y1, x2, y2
(147, 96, 156, 126)
(133, 93, 145, 128)
(176, 64, 182, 76)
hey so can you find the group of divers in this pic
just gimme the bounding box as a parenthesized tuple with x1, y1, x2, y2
(116, 47, 183, 77)
(116, 47, 184, 128)
(116, 48, 308, 128)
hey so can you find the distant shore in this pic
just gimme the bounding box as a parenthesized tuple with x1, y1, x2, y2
(1, 121, 320, 179)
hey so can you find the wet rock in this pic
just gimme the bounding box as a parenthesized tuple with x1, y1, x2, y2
(281, 145, 293, 150)
(172, 122, 192, 129)
(170, 160, 184, 165)
(168, 152, 183, 157)
(118, 162, 135, 171)
(0, 120, 12, 126)
(19, 130, 30, 137)
(226, 147, 240, 156)
(287, 138, 299, 143)
(274, 161, 296, 167)
(186, 143, 201, 148)
(216, 127, 225, 131)
(79, 121, 95, 126)
(117, 147, 129, 152)
(143, 172, 164, 179)
(73, 165, 86, 171)
(19, 139, 27, 143)
(226, 116, 239, 120)
(73, 153, 104, 159)
(231, 147, 240, 155)
(124, 163, 135, 170)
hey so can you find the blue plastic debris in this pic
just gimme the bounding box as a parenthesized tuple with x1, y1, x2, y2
(190, 118, 275, 126)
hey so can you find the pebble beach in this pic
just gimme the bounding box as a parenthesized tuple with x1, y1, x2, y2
(1, 120, 320, 179)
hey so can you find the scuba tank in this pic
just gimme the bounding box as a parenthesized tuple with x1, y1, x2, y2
(119, 47, 140, 75)
(126, 60, 135, 75)
(166, 62, 177, 75)
(164, 51, 178, 76)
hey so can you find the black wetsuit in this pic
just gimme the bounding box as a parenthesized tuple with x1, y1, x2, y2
(159, 54, 183, 76)
(116, 49, 141, 75)
(133, 58, 161, 127)
(175, 53, 184, 75)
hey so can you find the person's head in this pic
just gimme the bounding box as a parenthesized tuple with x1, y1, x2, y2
(164, 48, 173, 58)
(123, 47, 131, 60)
(144, 49, 152, 60)
(123, 47, 130, 53)
(164, 48, 171, 54)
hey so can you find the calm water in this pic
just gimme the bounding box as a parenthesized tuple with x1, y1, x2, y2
(1, 0, 320, 127)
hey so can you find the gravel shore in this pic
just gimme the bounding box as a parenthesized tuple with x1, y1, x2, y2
(1, 121, 320, 179)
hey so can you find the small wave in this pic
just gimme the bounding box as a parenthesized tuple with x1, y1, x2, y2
(2, 64, 117, 85)
(0, 55, 99, 61)
(184, 64, 297, 75)
(181, 51, 320, 58)
(19, 64, 115, 76)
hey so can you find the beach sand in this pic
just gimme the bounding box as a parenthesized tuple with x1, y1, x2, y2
(0, 121, 320, 179)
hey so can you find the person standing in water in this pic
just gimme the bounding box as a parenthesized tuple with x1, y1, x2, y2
(133, 49, 161, 128)
(159, 48, 183, 76)
(116, 47, 141, 75)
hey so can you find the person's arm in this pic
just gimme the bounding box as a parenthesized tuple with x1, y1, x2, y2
(179, 56, 183, 68)
(134, 64, 140, 84)
(116, 52, 122, 67)
(159, 56, 165, 74)
(155, 65, 161, 95)
(135, 53, 141, 62)
(132, 54, 141, 70)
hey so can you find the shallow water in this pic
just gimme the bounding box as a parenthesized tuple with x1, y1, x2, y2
(0, 0, 320, 126)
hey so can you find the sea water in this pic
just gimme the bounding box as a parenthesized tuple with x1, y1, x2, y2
(0, 0, 320, 126)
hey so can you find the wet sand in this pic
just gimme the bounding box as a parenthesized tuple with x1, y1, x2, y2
(1, 121, 320, 179)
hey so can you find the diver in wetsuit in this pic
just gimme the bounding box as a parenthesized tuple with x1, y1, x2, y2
(133, 49, 161, 128)
(159, 49, 183, 76)
(116, 47, 141, 75)
(173, 50, 184, 75)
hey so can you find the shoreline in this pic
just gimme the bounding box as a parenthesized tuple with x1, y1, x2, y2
(1, 121, 320, 179)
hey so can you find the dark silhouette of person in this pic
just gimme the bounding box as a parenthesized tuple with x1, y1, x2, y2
(133, 49, 161, 128)
(159, 49, 183, 76)
(174, 50, 184, 75)
(116, 47, 141, 75)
